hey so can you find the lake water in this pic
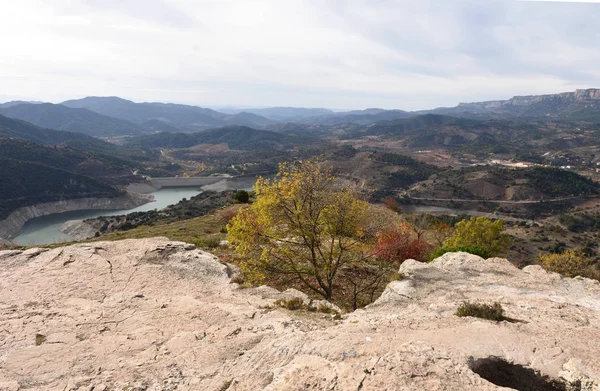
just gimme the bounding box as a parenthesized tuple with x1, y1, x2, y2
(13, 187, 203, 246)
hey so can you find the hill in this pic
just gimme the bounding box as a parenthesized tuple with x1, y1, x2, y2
(406, 165, 600, 201)
(342, 114, 566, 151)
(0, 137, 141, 184)
(304, 108, 414, 126)
(0, 158, 121, 220)
(0, 113, 160, 162)
(61, 96, 273, 130)
(126, 125, 316, 150)
(0, 100, 43, 108)
(218, 106, 336, 121)
(218, 107, 414, 126)
(0, 103, 144, 137)
(0, 113, 110, 145)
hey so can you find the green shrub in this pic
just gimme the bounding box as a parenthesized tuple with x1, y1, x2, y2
(455, 301, 505, 321)
(193, 237, 221, 249)
(234, 190, 250, 203)
(273, 297, 305, 311)
(537, 249, 597, 279)
(316, 303, 340, 316)
(444, 216, 511, 256)
(430, 244, 490, 261)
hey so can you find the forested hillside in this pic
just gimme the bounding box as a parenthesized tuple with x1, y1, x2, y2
(126, 126, 316, 150)
(0, 103, 144, 137)
(0, 158, 121, 219)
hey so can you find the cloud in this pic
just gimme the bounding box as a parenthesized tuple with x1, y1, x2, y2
(0, 0, 598, 109)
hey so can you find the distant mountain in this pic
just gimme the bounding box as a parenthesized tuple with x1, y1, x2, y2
(421, 88, 600, 121)
(0, 103, 144, 137)
(217, 107, 336, 121)
(0, 100, 43, 108)
(126, 125, 316, 150)
(61, 97, 273, 130)
(0, 114, 162, 170)
(217, 106, 413, 125)
(305, 109, 413, 126)
(141, 119, 182, 133)
(0, 113, 105, 145)
(222, 112, 273, 127)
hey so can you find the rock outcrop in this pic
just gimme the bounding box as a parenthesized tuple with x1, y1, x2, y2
(0, 193, 153, 241)
(452, 88, 600, 118)
(0, 239, 599, 390)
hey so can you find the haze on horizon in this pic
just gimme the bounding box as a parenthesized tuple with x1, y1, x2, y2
(1, 0, 599, 111)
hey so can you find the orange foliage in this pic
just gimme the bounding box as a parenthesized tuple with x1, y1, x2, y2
(374, 224, 433, 263)
(383, 197, 402, 214)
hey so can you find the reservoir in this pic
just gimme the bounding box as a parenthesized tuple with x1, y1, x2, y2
(13, 187, 203, 246)
(11, 175, 269, 246)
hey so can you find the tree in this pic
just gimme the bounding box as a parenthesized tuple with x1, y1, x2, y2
(444, 216, 511, 257)
(383, 197, 402, 214)
(429, 221, 453, 247)
(227, 160, 372, 301)
(374, 224, 432, 263)
(537, 249, 596, 279)
(234, 189, 250, 203)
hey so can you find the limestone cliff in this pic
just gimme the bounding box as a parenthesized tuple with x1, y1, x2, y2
(0, 239, 598, 390)
(0, 192, 153, 241)
(453, 88, 600, 118)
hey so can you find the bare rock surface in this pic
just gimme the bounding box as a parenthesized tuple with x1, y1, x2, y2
(0, 240, 599, 390)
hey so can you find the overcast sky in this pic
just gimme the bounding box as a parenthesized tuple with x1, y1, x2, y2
(0, 0, 599, 110)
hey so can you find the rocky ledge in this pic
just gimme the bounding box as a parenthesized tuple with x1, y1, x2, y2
(0, 238, 598, 390)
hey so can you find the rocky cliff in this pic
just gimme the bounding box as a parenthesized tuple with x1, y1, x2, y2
(452, 88, 600, 119)
(0, 193, 153, 241)
(0, 238, 599, 390)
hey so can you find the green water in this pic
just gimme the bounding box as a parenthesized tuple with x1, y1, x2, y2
(13, 187, 203, 246)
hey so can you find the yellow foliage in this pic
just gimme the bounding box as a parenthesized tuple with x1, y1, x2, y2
(444, 216, 511, 256)
(227, 160, 371, 300)
(537, 249, 595, 279)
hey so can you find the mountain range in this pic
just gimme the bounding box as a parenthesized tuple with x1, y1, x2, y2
(1, 88, 598, 139)
(61, 96, 274, 131)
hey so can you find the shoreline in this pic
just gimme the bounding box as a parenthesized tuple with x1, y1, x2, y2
(126, 176, 230, 194)
(0, 192, 154, 242)
(2, 175, 265, 245)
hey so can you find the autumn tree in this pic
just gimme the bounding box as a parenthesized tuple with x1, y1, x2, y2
(538, 249, 597, 279)
(444, 216, 511, 257)
(429, 221, 453, 247)
(227, 160, 373, 301)
(374, 224, 433, 263)
(383, 197, 402, 214)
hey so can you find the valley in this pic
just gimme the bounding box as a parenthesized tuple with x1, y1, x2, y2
(2, 89, 600, 269)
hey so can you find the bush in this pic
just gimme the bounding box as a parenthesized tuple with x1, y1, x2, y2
(455, 301, 505, 321)
(274, 297, 305, 311)
(444, 216, 511, 256)
(537, 249, 596, 279)
(430, 245, 490, 261)
(234, 190, 250, 203)
(193, 237, 221, 249)
(374, 225, 433, 263)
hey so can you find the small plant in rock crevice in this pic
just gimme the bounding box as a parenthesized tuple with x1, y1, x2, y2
(455, 301, 505, 321)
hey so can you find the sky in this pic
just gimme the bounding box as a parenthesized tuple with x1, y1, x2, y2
(0, 0, 599, 110)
